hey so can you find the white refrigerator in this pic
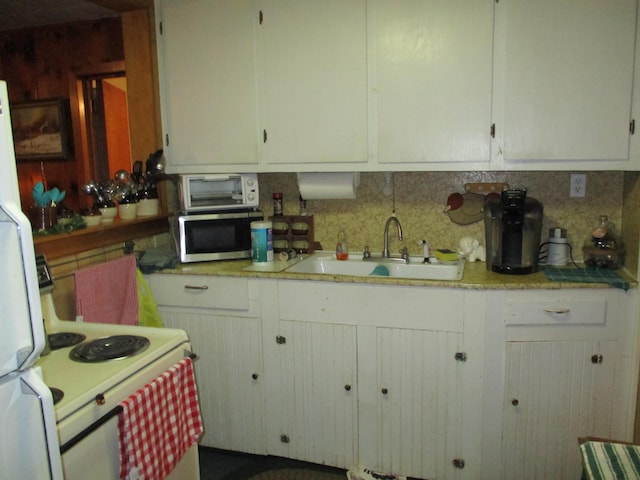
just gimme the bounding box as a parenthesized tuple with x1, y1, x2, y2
(0, 80, 63, 479)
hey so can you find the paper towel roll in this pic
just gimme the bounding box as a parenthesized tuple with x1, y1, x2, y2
(297, 172, 360, 200)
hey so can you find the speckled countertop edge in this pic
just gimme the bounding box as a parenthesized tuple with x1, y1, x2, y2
(154, 257, 638, 291)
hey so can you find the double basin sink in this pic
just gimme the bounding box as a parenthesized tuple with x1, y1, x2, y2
(284, 252, 465, 281)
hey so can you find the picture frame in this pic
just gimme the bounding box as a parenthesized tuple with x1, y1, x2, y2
(10, 98, 72, 160)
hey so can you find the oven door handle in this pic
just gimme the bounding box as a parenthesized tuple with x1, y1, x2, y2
(59, 405, 123, 455)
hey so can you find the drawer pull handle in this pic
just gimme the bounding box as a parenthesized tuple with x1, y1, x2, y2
(544, 308, 570, 314)
(184, 285, 209, 290)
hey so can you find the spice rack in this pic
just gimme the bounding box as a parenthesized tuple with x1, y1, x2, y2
(269, 215, 314, 254)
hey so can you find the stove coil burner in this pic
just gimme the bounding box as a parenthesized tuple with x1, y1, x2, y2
(69, 335, 150, 363)
(50, 387, 64, 405)
(48, 332, 86, 350)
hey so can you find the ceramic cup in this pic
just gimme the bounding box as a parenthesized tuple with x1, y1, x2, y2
(99, 206, 117, 224)
(136, 198, 160, 217)
(118, 203, 138, 221)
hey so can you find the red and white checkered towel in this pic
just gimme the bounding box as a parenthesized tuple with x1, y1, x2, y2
(118, 357, 203, 480)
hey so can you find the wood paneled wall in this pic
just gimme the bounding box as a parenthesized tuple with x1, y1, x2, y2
(0, 19, 124, 211)
(0, 10, 162, 214)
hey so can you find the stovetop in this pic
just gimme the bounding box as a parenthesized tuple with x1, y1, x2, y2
(36, 320, 189, 424)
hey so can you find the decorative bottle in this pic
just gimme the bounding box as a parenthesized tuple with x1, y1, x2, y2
(336, 229, 348, 261)
(582, 215, 625, 269)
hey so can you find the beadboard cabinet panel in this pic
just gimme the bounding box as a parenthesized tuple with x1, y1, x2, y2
(265, 320, 358, 468)
(159, 308, 266, 454)
(502, 340, 618, 480)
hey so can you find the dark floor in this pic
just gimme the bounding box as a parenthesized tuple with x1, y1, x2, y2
(198, 447, 347, 480)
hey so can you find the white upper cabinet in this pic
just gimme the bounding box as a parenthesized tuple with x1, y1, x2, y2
(156, 0, 260, 173)
(371, 0, 494, 170)
(492, 0, 638, 170)
(259, 0, 369, 168)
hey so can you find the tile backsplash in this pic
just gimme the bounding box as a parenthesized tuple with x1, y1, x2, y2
(258, 171, 629, 268)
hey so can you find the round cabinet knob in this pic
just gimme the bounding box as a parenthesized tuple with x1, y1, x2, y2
(252, 373, 259, 380)
(511, 398, 519, 406)
(381, 388, 389, 395)
(95, 393, 106, 406)
(344, 384, 351, 391)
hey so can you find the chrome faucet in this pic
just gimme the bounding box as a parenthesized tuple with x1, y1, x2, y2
(382, 216, 403, 258)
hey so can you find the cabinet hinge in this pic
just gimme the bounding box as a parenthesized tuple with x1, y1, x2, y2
(159, 20, 163, 35)
(259, 10, 264, 25)
(490, 123, 496, 138)
(591, 354, 603, 364)
(165, 133, 170, 147)
(263, 129, 268, 143)
(631, 119, 636, 135)
(276, 335, 286, 344)
(454, 352, 467, 362)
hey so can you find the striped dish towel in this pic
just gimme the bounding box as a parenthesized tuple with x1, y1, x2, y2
(118, 357, 203, 480)
(581, 441, 640, 479)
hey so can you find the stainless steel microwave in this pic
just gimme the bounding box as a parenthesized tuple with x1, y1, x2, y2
(175, 210, 264, 263)
(179, 174, 259, 212)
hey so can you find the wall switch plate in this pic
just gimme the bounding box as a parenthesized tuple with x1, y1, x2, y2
(570, 173, 587, 198)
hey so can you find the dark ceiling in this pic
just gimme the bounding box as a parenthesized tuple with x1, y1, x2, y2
(0, 0, 151, 32)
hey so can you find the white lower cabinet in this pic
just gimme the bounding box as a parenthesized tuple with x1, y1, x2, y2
(358, 327, 466, 479)
(502, 340, 618, 480)
(484, 289, 639, 480)
(273, 280, 476, 479)
(264, 320, 358, 468)
(147, 274, 638, 480)
(146, 275, 266, 454)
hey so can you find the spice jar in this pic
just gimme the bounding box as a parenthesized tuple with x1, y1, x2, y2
(272, 192, 283, 216)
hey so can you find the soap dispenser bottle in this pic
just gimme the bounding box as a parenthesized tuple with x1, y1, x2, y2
(336, 228, 348, 260)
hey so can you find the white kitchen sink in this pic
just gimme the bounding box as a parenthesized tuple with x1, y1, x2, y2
(285, 252, 465, 281)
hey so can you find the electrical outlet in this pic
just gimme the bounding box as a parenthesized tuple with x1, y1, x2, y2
(570, 173, 587, 198)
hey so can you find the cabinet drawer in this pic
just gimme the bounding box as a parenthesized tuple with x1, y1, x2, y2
(148, 274, 249, 310)
(505, 297, 607, 326)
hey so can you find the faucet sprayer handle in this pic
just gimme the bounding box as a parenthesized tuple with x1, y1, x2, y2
(400, 247, 409, 263)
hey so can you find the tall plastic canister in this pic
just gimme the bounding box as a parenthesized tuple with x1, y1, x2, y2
(251, 221, 273, 264)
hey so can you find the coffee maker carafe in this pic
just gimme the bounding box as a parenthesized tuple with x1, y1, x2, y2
(484, 189, 543, 274)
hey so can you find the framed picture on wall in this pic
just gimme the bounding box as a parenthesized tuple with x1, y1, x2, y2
(10, 98, 72, 160)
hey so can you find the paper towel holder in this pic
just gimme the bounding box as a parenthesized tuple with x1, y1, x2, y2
(297, 172, 361, 200)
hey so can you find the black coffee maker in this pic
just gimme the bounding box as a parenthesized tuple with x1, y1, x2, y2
(484, 189, 543, 274)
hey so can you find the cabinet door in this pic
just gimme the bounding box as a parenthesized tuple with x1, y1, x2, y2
(159, 309, 266, 454)
(266, 320, 358, 468)
(373, 0, 494, 167)
(502, 340, 618, 480)
(156, 0, 260, 173)
(361, 327, 466, 480)
(260, 0, 368, 166)
(493, 0, 637, 168)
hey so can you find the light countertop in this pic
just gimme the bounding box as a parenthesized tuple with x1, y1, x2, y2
(154, 256, 638, 291)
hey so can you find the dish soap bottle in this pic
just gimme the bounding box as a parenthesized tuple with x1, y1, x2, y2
(582, 214, 625, 269)
(336, 228, 348, 261)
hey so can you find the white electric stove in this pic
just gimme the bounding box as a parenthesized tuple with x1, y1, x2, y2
(34, 256, 200, 480)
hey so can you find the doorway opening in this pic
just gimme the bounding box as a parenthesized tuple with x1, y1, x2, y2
(80, 72, 132, 182)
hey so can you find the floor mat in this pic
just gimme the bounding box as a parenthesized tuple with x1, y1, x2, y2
(247, 468, 346, 480)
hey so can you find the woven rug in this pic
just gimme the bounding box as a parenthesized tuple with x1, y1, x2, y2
(247, 468, 346, 480)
